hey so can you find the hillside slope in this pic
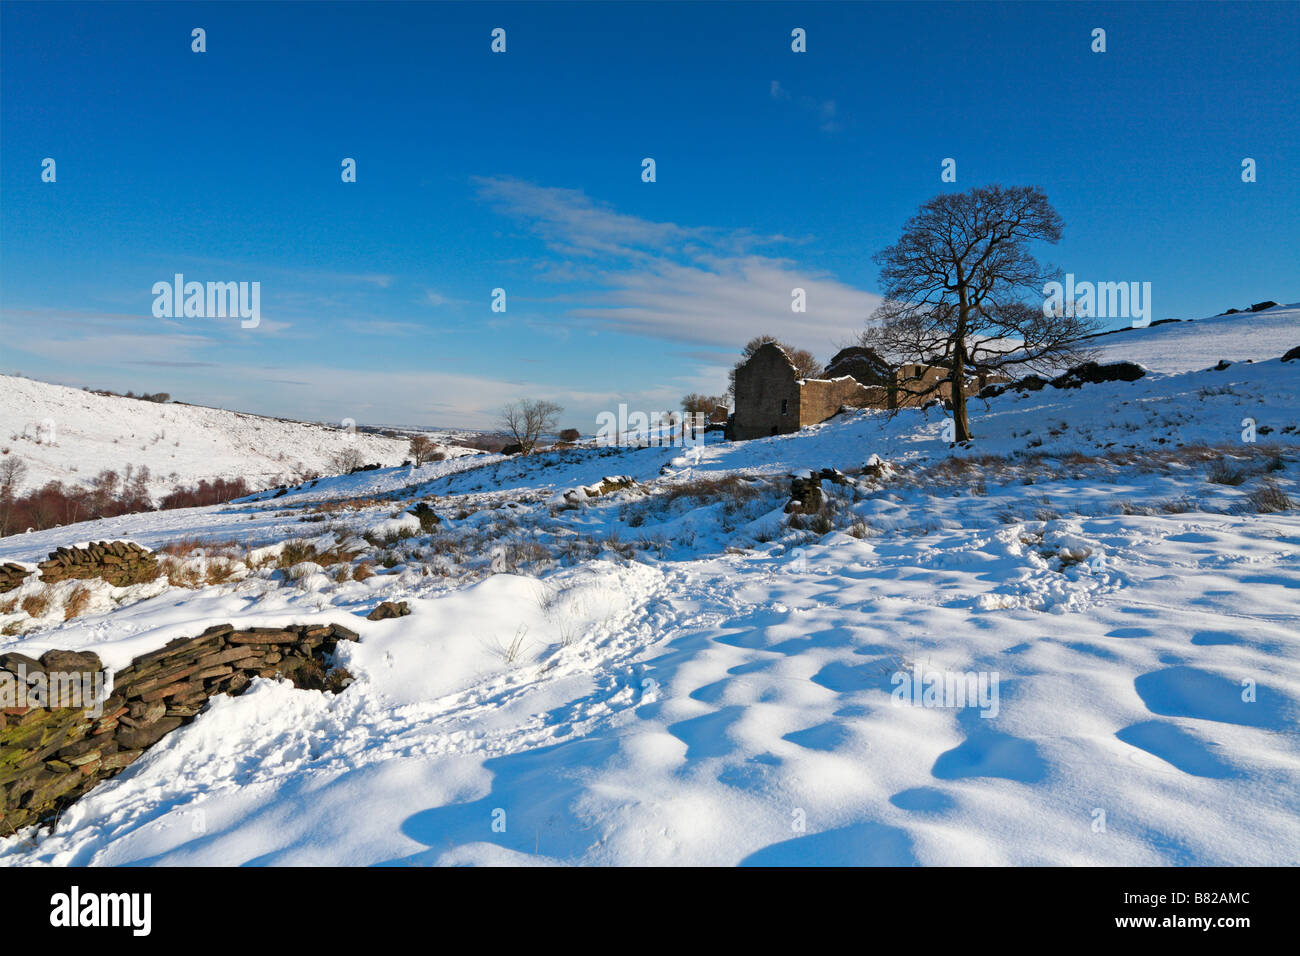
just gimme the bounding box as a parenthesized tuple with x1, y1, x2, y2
(0, 374, 412, 498)
(1086, 302, 1298, 373)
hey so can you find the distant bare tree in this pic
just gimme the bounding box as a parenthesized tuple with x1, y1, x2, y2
(0, 457, 26, 497)
(726, 336, 821, 398)
(681, 393, 727, 417)
(408, 435, 444, 465)
(500, 399, 563, 455)
(681, 393, 726, 440)
(862, 185, 1097, 442)
(0, 457, 28, 536)
(329, 445, 367, 474)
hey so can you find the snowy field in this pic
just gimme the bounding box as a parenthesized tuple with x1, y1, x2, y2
(1, 306, 1298, 866)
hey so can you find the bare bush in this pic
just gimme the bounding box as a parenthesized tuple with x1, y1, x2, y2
(329, 445, 368, 474)
(1246, 479, 1293, 513)
(1206, 458, 1248, 485)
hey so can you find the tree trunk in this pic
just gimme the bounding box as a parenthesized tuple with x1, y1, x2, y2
(953, 279, 973, 442)
(950, 365, 971, 442)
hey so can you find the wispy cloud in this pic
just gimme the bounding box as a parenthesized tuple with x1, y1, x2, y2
(475, 177, 880, 358)
(770, 80, 841, 133)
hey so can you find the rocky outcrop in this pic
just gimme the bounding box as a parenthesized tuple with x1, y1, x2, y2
(560, 476, 639, 508)
(785, 468, 850, 515)
(1049, 361, 1146, 390)
(1, 621, 359, 832)
(36, 541, 159, 588)
(979, 361, 1145, 399)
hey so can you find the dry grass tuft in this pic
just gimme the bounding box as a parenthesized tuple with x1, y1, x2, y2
(1246, 479, 1293, 514)
(63, 585, 92, 621)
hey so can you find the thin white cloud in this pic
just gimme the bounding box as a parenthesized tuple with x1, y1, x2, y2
(475, 177, 881, 359)
(770, 80, 841, 133)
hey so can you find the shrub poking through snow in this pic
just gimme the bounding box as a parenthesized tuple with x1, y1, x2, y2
(1206, 458, 1248, 485)
(492, 624, 530, 664)
(1246, 479, 1293, 514)
(408, 501, 441, 533)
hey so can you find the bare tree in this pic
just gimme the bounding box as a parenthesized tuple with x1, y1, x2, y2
(681, 393, 727, 417)
(408, 434, 445, 465)
(681, 393, 727, 440)
(500, 399, 563, 455)
(0, 457, 28, 536)
(329, 445, 367, 474)
(862, 185, 1097, 442)
(726, 336, 821, 398)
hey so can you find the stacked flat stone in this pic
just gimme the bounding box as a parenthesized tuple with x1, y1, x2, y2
(0, 564, 31, 594)
(37, 541, 159, 588)
(0, 621, 359, 832)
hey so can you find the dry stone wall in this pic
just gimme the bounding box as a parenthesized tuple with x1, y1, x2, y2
(1, 621, 358, 832)
(37, 540, 158, 588)
(0, 564, 31, 594)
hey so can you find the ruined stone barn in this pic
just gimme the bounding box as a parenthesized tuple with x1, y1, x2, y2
(729, 343, 876, 440)
(824, 346, 1003, 409)
(728, 343, 1007, 441)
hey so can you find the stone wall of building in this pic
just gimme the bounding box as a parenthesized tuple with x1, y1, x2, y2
(893, 363, 956, 408)
(1, 621, 358, 832)
(731, 343, 802, 440)
(798, 376, 876, 427)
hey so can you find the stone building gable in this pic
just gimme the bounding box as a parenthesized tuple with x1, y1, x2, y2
(731, 343, 802, 440)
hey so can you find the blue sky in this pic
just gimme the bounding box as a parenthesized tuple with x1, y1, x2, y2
(2, 1, 1296, 429)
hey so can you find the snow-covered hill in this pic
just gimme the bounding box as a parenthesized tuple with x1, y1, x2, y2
(1086, 302, 1298, 374)
(0, 374, 418, 498)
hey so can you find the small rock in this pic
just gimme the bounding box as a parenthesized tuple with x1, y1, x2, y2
(366, 600, 411, 621)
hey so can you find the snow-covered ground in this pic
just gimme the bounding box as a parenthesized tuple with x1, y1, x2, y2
(0, 374, 459, 498)
(1, 308, 1298, 866)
